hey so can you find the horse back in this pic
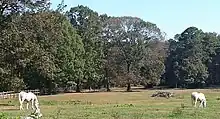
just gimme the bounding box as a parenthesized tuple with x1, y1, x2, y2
(19, 91, 37, 101)
(191, 92, 206, 100)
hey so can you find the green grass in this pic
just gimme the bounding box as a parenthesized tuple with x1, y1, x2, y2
(1, 88, 220, 119)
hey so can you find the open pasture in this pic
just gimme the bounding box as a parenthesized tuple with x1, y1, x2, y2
(1, 88, 220, 119)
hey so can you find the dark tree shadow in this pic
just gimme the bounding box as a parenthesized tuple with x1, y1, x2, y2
(2, 108, 18, 111)
(0, 103, 15, 106)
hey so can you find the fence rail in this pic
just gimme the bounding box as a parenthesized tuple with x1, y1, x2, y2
(0, 89, 40, 100)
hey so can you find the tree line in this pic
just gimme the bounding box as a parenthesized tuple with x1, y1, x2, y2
(0, 0, 220, 94)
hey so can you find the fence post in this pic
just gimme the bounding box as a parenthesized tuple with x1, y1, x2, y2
(0, 92, 3, 99)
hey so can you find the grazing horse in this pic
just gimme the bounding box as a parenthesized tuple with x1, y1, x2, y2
(191, 92, 206, 108)
(18, 91, 40, 111)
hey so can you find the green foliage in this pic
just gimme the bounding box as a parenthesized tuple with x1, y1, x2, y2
(164, 27, 220, 88)
(67, 5, 104, 91)
(0, 112, 21, 119)
(102, 16, 165, 90)
(139, 40, 168, 87)
(0, 0, 50, 16)
(0, 10, 85, 93)
(0, 113, 8, 119)
(2, 2, 220, 92)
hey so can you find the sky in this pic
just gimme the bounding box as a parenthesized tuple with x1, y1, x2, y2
(50, 0, 220, 39)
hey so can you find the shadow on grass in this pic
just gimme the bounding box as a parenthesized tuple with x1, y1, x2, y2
(59, 89, 142, 94)
(0, 103, 15, 106)
(2, 108, 18, 111)
(75, 90, 141, 93)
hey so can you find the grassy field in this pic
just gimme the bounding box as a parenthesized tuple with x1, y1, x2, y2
(1, 88, 220, 119)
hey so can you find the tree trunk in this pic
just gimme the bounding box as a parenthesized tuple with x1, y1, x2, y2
(105, 68, 111, 92)
(126, 61, 132, 92)
(147, 84, 153, 88)
(106, 78, 110, 92)
(48, 80, 52, 95)
(76, 79, 81, 92)
(127, 82, 132, 92)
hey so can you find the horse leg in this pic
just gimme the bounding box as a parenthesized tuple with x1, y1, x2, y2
(20, 99, 24, 110)
(203, 101, 207, 108)
(199, 100, 203, 108)
(35, 101, 40, 111)
(31, 100, 35, 110)
(194, 98, 198, 107)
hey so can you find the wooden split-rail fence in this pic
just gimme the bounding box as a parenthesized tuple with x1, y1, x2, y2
(0, 89, 40, 100)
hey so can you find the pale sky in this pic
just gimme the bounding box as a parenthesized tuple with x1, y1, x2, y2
(50, 0, 220, 39)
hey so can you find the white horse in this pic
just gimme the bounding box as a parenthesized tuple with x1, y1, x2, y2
(18, 91, 40, 111)
(191, 92, 206, 108)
